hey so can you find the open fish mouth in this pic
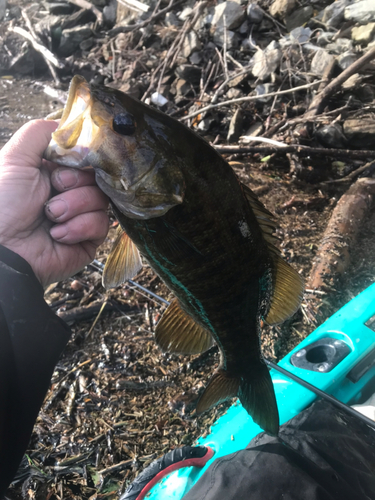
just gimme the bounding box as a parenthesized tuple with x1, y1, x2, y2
(44, 75, 96, 168)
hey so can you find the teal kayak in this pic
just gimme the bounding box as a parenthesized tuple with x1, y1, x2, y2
(124, 283, 375, 500)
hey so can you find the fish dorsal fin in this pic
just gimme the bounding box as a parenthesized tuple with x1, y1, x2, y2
(265, 255, 304, 325)
(240, 182, 279, 247)
(240, 183, 304, 324)
(102, 226, 143, 289)
(155, 299, 214, 354)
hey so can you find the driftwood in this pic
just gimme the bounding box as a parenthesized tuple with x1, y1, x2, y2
(307, 177, 375, 291)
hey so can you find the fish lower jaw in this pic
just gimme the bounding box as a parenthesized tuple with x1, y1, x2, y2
(44, 141, 90, 168)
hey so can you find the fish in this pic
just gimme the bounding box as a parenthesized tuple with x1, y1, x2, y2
(44, 75, 304, 436)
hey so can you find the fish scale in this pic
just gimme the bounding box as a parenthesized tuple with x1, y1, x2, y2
(44, 75, 304, 435)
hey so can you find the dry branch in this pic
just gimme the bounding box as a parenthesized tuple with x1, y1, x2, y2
(305, 46, 375, 118)
(307, 177, 375, 291)
(213, 144, 375, 160)
(9, 26, 65, 69)
(180, 80, 323, 122)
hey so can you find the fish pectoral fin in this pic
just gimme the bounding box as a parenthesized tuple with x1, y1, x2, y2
(265, 254, 304, 325)
(196, 370, 240, 414)
(155, 299, 214, 354)
(102, 226, 143, 289)
(239, 362, 279, 436)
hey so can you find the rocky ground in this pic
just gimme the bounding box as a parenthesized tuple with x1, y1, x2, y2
(2, 0, 375, 498)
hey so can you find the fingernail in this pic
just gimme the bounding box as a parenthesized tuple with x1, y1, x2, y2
(50, 224, 68, 240)
(57, 169, 79, 189)
(46, 199, 68, 220)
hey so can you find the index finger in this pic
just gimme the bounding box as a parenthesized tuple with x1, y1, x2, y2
(0, 119, 58, 169)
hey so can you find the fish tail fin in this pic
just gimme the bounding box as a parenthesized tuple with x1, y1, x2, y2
(239, 362, 279, 436)
(195, 363, 279, 436)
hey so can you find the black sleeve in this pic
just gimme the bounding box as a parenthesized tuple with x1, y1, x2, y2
(0, 245, 72, 496)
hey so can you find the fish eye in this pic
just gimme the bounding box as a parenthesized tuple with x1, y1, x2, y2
(113, 113, 135, 135)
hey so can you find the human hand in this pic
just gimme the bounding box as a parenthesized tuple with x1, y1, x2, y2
(0, 119, 109, 287)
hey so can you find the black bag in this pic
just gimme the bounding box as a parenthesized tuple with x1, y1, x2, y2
(183, 400, 375, 500)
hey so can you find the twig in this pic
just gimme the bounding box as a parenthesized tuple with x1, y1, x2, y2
(239, 136, 287, 147)
(213, 144, 375, 160)
(117, 0, 149, 13)
(97, 460, 133, 475)
(67, 0, 103, 23)
(180, 80, 323, 121)
(9, 26, 64, 69)
(21, 10, 61, 85)
(109, 0, 185, 36)
(87, 300, 108, 337)
(305, 46, 375, 118)
(321, 160, 375, 185)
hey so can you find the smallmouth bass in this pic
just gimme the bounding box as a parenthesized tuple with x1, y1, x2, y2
(44, 75, 303, 436)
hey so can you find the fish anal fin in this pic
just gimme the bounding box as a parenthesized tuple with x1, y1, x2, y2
(103, 226, 143, 289)
(239, 362, 279, 436)
(196, 370, 240, 414)
(155, 299, 214, 354)
(265, 255, 304, 325)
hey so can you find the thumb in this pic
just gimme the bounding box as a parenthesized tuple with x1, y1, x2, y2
(0, 119, 58, 169)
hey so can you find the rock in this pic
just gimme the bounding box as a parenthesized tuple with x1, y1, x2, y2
(315, 123, 347, 148)
(243, 122, 263, 138)
(189, 51, 203, 65)
(256, 83, 275, 102)
(227, 108, 243, 143)
(238, 19, 249, 34)
(175, 78, 192, 96)
(326, 38, 353, 54)
(345, 0, 375, 24)
(269, 0, 296, 20)
(251, 41, 282, 80)
(46, 2, 75, 15)
(351, 23, 375, 44)
(247, 4, 263, 24)
(337, 51, 358, 70)
(341, 73, 363, 90)
(226, 87, 244, 99)
(0, 0, 5, 20)
(310, 49, 336, 76)
(290, 26, 311, 43)
(178, 7, 193, 21)
(227, 72, 249, 88)
(80, 37, 95, 51)
(322, 0, 350, 28)
(165, 11, 180, 27)
(151, 92, 168, 107)
(197, 117, 215, 132)
(317, 31, 335, 46)
(343, 118, 375, 148)
(57, 26, 93, 57)
(175, 64, 201, 85)
(285, 6, 313, 32)
(103, 0, 117, 27)
(211, 1, 245, 30)
(213, 28, 239, 49)
(119, 80, 143, 100)
(182, 30, 201, 58)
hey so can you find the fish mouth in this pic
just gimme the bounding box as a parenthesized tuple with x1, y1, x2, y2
(44, 75, 95, 168)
